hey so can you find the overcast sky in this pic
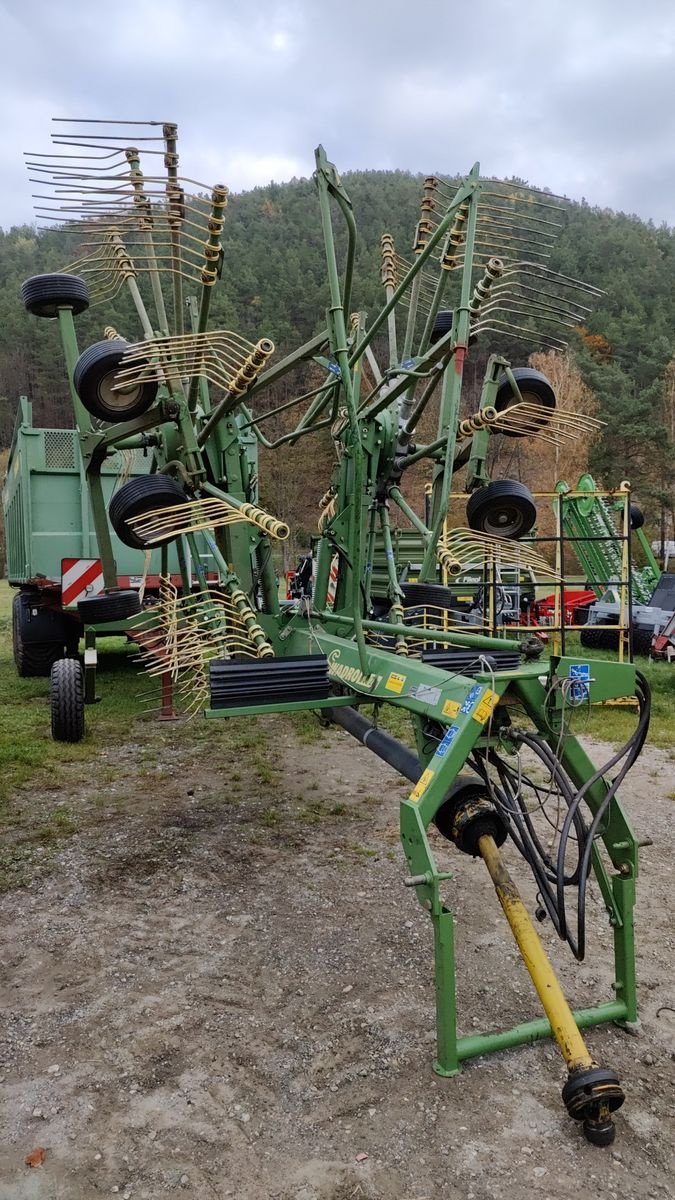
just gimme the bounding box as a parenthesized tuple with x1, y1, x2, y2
(2, 0, 675, 230)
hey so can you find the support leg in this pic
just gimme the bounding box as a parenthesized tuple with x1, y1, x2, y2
(612, 874, 639, 1029)
(432, 904, 460, 1077)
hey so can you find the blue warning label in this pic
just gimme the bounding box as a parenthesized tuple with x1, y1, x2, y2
(569, 663, 591, 701)
(436, 724, 460, 758)
(460, 684, 483, 715)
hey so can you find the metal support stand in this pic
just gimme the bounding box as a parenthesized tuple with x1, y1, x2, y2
(158, 669, 179, 721)
(83, 627, 98, 705)
(432, 904, 460, 1076)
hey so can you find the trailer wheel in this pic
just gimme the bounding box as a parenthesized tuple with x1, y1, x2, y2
(466, 480, 537, 539)
(12, 592, 78, 678)
(78, 589, 141, 623)
(632, 629, 652, 656)
(50, 659, 85, 743)
(74, 340, 157, 423)
(109, 474, 188, 548)
(21, 273, 90, 319)
(580, 625, 612, 651)
(495, 368, 556, 436)
(579, 623, 651, 656)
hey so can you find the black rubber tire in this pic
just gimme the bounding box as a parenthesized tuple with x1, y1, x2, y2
(580, 623, 652, 656)
(12, 592, 78, 678)
(78, 589, 141, 624)
(632, 628, 654, 656)
(466, 479, 537, 539)
(400, 582, 466, 631)
(580, 625, 615, 651)
(630, 503, 645, 530)
(21, 273, 90, 319)
(430, 310, 454, 345)
(50, 658, 85, 743)
(579, 623, 618, 650)
(495, 367, 556, 437)
(74, 340, 157, 423)
(401, 582, 459, 609)
(109, 474, 188, 549)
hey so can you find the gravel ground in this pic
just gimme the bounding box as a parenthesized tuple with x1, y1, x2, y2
(0, 712, 673, 1199)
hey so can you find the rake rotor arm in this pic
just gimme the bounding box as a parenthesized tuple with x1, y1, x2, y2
(162, 121, 184, 337)
(125, 147, 171, 338)
(187, 184, 228, 412)
(387, 486, 430, 538)
(318, 610, 522, 653)
(105, 232, 156, 339)
(348, 176, 480, 369)
(242, 410, 334, 450)
(211, 333, 341, 448)
(358, 334, 458, 423)
(238, 377, 340, 433)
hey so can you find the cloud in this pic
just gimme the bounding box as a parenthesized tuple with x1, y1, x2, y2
(1, 0, 674, 227)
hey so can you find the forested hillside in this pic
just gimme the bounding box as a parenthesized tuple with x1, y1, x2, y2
(1, 170, 673, 547)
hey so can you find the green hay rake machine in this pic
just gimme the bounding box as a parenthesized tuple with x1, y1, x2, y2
(9, 119, 653, 1146)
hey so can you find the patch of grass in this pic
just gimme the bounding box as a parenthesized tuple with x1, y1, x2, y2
(561, 635, 675, 748)
(347, 843, 378, 858)
(32, 812, 78, 842)
(228, 726, 261, 752)
(373, 703, 416, 747)
(288, 711, 325, 744)
(0, 804, 79, 892)
(298, 799, 356, 824)
(262, 805, 280, 827)
(254, 759, 280, 786)
(0, 582, 160, 823)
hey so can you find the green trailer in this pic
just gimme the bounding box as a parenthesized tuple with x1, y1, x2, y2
(2, 395, 216, 676)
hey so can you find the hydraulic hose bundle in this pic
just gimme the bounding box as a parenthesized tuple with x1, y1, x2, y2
(469, 670, 651, 959)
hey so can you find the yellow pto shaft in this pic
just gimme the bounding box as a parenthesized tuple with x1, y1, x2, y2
(477, 832, 593, 1072)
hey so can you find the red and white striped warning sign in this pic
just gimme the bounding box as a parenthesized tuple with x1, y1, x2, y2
(326, 554, 339, 609)
(61, 558, 105, 608)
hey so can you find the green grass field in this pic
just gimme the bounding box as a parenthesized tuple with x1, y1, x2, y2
(558, 634, 674, 746)
(1, 579, 672, 825)
(0, 581, 147, 805)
